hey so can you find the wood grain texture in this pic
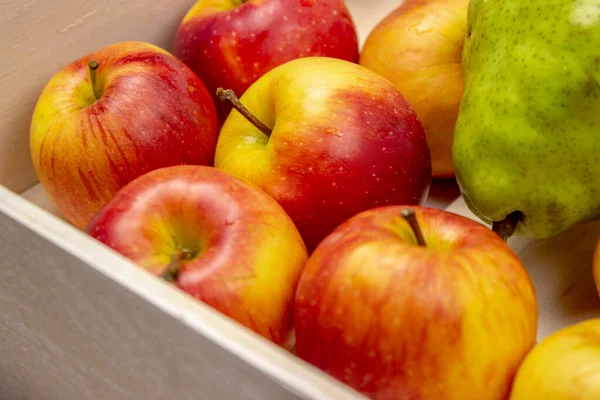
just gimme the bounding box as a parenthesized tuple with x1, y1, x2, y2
(446, 196, 600, 341)
(0, 185, 366, 400)
(0, 0, 200, 192)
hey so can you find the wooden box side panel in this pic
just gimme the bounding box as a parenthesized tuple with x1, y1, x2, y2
(0, 212, 302, 400)
(0, 0, 196, 192)
(0, 187, 366, 400)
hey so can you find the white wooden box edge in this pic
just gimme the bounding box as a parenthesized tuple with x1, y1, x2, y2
(0, 184, 367, 400)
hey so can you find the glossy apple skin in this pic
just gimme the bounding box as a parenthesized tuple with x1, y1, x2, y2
(360, 0, 469, 178)
(172, 0, 360, 122)
(85, 165, 308, 346)
(30, 41, 219, 229)
(509, 319, 600, 400)
(294, 205, 538, 400)
(215, 57, 432, 252)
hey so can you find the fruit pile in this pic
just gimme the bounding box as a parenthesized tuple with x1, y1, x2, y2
(28, 0, 600, 399)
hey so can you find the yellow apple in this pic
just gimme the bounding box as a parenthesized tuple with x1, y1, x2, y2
(509, 318, 600, 399)
(359, 0, 470, 178)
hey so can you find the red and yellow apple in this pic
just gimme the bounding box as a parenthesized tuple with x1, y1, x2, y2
(509, 318, 600, 399)
(359, 0, 470, 178)
(214, 56, 432, 252)
(30, 41, 219, 229)
(85, 165, 308, 346)
(172, 0, 360, 122)
(294, 205, 538, 399)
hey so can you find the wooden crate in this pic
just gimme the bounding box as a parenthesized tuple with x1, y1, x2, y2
(2, 0, 599, 399)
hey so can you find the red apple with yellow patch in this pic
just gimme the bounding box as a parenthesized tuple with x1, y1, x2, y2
(294, 205, 538, 399)
(30, 41, 219, 229)
(360, 0, 470, 178)
(214, 56, 432, 252)
(172, 0, 360, 122)
(85, 165, 308, 347)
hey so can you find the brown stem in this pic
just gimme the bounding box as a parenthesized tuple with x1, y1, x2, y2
(492, 212, 522, 242)
(216, 88, 272, 136)
(160, 251, 185, 283)
(88, 60, 101, 100)
(400, 208, 426, 247)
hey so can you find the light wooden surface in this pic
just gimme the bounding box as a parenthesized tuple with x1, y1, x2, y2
(346, 0, 402, 47)
(0, 185, 367, 400)
(446, 197, 600, 341)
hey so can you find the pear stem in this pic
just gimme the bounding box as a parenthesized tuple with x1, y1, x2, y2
(88, 60, 101, 100)
(401, 208, 426, 247)
(216, 88, 272, 137)
(492, 212, 521, 242)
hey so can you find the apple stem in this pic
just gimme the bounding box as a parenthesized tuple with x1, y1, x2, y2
(216, 88, 272, 137)
(160, 251, 184, 283)
(492, 212, 521, 242)
(400, 208, 427, 247)
(88, 60, 101, 100)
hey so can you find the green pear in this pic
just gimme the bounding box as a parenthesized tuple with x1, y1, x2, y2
(453, 0, 600, 240)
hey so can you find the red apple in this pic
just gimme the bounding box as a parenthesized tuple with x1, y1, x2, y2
(214, 56, 432, 252)
(294, 205, 538, 399)
(360, 0, 470, 178)
(30, 41, 219, 229)
(172, 0, 360, 122)
(85, 165, 308, 347)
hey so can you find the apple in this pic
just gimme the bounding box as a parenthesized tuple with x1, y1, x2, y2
(359, 0, 470, 178)
(30, 41, 219, 230)
(172, 0, 360, 122)
(509, 318, 600, 399)
(85, 164, 308, 347)
(294, 205, 538, 399)
(594, 237, 600, 299)
(214, 56, 432, 252)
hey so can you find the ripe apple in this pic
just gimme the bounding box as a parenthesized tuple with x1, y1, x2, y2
(294, 205, 538, 399)
(359, 0, 470, 178)
(509, 318, 600, 399)
(593, 237, 600, 299)
(214, 56, 432, 252)
(85, 165, 308, 346)
(30, 41, 219, 230)
(172, 0, 360, 122)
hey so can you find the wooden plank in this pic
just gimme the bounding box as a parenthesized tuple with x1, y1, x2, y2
(345, 0, 401, 47)
(0, 185, 366, 400)
(446, 196, 600, 341)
